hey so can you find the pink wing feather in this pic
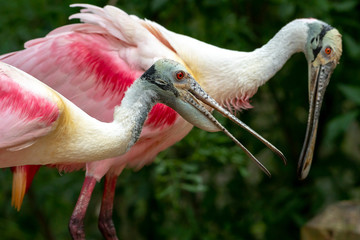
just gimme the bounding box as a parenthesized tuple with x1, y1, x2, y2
(0, 63, 60, 149)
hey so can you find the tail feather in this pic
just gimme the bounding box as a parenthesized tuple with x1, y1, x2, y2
(11, 165, 40, 211)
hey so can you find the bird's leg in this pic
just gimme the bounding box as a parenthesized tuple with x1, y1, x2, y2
(69, 176, 97, 240)
(98, 174, 118, 240)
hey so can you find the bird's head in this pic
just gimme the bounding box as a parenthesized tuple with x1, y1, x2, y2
(140, 59, 287, 176)
(140, 58, 225, 132)
(298, 20, 342, 180)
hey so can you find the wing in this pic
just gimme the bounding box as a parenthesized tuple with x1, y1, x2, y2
(0, 62, 60, 150)
(0, 4, 180, 126)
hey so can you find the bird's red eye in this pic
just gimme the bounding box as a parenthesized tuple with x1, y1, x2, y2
(325, 47, 332, 55)
(176, 71, 185, 80)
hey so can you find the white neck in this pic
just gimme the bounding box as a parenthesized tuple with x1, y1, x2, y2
(167, 19, 309, 108)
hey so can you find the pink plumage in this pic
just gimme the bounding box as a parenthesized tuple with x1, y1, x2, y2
(0, 72, 59, 149)
(0, 77, 59, 123)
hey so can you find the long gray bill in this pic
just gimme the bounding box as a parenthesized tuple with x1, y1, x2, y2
(188, 81, 287, 163)
(185, 80, 288, 177)
(297, 62, 333, 180)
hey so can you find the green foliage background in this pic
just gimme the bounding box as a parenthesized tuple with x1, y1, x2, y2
(0, 0, 359, 239)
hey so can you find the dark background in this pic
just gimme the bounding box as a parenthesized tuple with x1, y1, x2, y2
(0, 0, 359, 239)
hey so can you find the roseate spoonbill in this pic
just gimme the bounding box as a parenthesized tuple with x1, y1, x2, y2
(1, 4, 342, 239)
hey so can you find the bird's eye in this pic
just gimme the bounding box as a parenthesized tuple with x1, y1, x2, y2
(324, 47, 332, 55)
(176, 71, 185, 80)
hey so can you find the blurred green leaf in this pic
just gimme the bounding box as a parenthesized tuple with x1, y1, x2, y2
(323, 110, 359, 146)
(338, 84, 360, 105)
(331, 0, 358, 12)
(151, 0, 169, 11)
(343, 34, 360, 60)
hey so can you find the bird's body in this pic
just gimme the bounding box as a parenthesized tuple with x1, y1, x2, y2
(1, 4, 342, 239)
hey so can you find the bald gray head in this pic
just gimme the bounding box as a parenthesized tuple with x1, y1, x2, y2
(139, 59, 188, 100)
(304, 20, 342, 64)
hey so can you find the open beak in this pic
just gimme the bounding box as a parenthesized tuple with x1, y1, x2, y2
(297, 61, 336, 180)
(173, 78, 287, 177)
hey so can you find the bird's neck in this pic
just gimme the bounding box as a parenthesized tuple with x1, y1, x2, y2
(113, 80, 158, 150)
(245, 19, 309, 85)
(173, 19, 309, 109)
(32, 81, 158, 165)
